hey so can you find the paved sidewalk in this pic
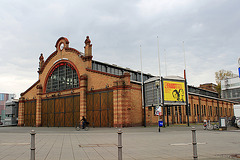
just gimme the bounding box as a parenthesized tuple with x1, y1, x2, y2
(0, 125, 240, 160)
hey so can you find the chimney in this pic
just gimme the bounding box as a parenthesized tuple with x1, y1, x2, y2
(84, 36, 92, 57)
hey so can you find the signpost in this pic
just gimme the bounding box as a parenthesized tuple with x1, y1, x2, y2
(155, 80, 161, 132)
(238, 57, 240, 78)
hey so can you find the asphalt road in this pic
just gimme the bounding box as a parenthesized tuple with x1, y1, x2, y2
(0, 124, 239, 160)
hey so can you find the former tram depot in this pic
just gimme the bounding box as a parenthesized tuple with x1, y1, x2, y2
(18, 36, 235, 127)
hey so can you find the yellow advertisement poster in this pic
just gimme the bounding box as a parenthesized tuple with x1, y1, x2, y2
(163, 80, 186, 103)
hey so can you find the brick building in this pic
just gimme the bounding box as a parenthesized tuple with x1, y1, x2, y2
(18, 36, 153, 127)
(199, 83, 217, 92)
(18, 36, 235, 127)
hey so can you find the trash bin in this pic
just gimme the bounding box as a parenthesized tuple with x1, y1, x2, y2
(158, 120, 163, 127)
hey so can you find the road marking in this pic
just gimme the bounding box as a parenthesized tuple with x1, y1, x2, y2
(0, 143, 30, 146)
(79, 144, 117, 147)
(170, 142, 207, 146)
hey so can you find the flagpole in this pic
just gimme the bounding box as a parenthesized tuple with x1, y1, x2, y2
(157, 36, 162, 79)
(183, 41, 190, 127)
(164, 49, 167, 77)
(140, 45, 146, 127)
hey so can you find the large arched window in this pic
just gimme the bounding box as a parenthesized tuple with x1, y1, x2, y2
(46, 62, 79, 93)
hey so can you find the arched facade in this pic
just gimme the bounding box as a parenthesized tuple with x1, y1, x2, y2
(18, 36, 144, 127)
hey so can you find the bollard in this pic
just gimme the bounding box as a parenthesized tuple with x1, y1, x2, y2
(191, 127, 198, 160)
(117, 129, 123, 160)
(30, 130, 36, 160)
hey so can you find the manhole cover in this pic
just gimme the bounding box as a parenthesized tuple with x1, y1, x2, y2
(79, 144, 117, 147)
(230, 154, 240, 158)
(217, 154, 240, 159)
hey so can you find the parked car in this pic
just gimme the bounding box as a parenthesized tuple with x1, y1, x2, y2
(0, 121, 3, 125)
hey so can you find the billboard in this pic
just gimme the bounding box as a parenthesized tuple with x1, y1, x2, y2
(163, 80, 186, 105)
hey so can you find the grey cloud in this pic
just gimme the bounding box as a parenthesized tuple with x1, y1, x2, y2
(0, 0, 239, 97)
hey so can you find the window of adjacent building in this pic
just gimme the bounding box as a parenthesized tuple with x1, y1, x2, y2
(106, 66, 110, 73)
(186, 104, 191, 116)
(114, 68, 119, 75)
(102, 65, 106, 72)
(137, 73, 141, 81)
(92, 62, 97, 70)
(197, 104, 199, 115)
(0, 94, 4, 101)
(204, 105, 206, 115)
(189, 104, 191, 116)
(46, 62, 79, 93)
(119, 70, 123, 75)
(178, 106, 182, 115)
(131, 72, 137, 81)
(210, 106, 212, 116)
(110, 67, 115, 74)
(194, 104, 196, 116)
(167, 106, 171, 115)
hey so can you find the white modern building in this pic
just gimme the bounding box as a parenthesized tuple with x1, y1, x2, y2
(221, 77, 240, 103)
(0, 93, 15, 124)
(5, 99, 19, 126)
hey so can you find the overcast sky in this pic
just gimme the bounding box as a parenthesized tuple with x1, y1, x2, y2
(0, 0, 240, 98)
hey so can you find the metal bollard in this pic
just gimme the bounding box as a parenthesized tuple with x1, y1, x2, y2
(30, 130, 36, 160)
(191, 127, 198, 160)
(117, 129, 123, 160)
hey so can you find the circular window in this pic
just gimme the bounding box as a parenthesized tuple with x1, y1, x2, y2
(60, 43, 64, 51)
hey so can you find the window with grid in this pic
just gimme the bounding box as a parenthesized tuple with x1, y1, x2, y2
(46, 62, 79, 93)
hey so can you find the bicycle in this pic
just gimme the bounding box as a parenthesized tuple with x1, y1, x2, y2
(203, 120, 213, 130)
(203, 120, 219, 130)
(75, 121, 89, 131)
(212, 122, 219, 130)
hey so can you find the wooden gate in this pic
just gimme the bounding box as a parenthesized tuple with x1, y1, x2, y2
(24, 100, 36, 127)
(41, 95, 80, 127)
(87, 91, 113, 127)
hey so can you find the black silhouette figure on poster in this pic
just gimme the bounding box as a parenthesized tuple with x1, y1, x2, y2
(172, 89, 184, 102)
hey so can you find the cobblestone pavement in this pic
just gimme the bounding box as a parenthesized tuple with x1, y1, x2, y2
(0, 125, 239, 160)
